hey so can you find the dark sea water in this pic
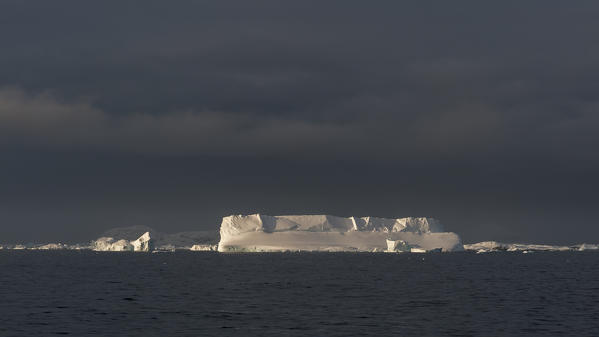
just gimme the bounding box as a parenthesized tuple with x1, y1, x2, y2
(1, 251, 598, 337)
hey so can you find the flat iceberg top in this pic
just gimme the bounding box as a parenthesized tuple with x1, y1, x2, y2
(221, 214, 444, 238)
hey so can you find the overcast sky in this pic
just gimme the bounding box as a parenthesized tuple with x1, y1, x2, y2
(1, 1, 598, 244)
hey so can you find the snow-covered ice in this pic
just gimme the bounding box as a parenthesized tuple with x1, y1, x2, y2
(99, 225, 219, 250)
(386, 239, 410, 252)
(2, 219, 598, 254)
(218, 214, 464, 252)
(462, 241, 593, 253)
(190, 244, 218, 251)
(577, 243, 599, 251)
(131, 232, 153, 252)
(92, 232, 154, 252)
(31, 243, 68, 250)
(92, 237, 134, 251)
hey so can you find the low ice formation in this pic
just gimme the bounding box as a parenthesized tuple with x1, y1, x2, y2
(100, 225, 219, 250)
(190, 244, 218, 251)
(463, 241, 599, 253)
(218, 214, 464, 252)
(577, 243, 599, 251)
(92, 232, 154, 252)
(31, 243, 68, 250)
(0, 243, 89, 250)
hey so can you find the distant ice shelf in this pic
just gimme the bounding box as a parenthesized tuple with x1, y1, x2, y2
(0, 226, 220, 252)
(91, 230, 218, 252)
(0, 243, 90, 250)
(463, 241, 599, 253)
(88, 225, 220, 251)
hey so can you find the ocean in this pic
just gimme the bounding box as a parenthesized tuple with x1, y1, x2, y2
(1, 251, 598, 336)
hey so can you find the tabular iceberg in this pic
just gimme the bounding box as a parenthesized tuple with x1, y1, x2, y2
(218, 214, 463, 252)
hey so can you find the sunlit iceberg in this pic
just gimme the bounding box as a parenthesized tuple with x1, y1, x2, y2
(92, 232, 154, 252)
(190, 244, 218, 251)
(218, 214, 464, 252)
(131, 232, 153, 252)
(99, 225, 219, 251)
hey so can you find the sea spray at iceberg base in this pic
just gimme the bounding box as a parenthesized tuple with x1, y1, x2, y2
(217, 214, 464, 252)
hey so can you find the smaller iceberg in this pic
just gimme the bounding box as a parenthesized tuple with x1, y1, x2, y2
(97, 225, 219, 250)
(92, 232, 154, 252)
(92, 238, 133, 251)
(190, 244, 218, 251)
(464, 241, 574, 253)
(131, 232, 153, 252)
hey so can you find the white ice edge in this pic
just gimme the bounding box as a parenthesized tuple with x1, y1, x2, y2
(1, 214, 597, 253)
(1, 242, 598, 252)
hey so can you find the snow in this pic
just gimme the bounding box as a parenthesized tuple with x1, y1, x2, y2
(220, 214, 444, 237)
(410, 247, 427, 253)
(92, 237, 133, 251)
(464, 241, 576, 253)
(0, 226, 218, 252)
(218, 214, 463, 252)
(131, 232, 153, 252)
(156, 244, 177, 252)
(31, 243, 68, 250)
(190, 244, 218, 251)
(99, 225, 218, 250)
(92, 232, 154, 252)
(386, 239, 410, 252)
(578, 243, 599, 251)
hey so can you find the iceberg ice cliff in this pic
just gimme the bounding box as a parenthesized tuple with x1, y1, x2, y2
(218, 214, 463, 252)
(131, 232, 153, 252)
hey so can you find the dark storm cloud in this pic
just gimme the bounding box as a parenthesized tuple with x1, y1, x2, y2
(1, 0, 598, 243)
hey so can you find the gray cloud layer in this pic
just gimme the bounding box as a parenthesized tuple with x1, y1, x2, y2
(0, 87, 355, 156)
(1, 1, 598, 243)
(2, 86, 597, 165)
